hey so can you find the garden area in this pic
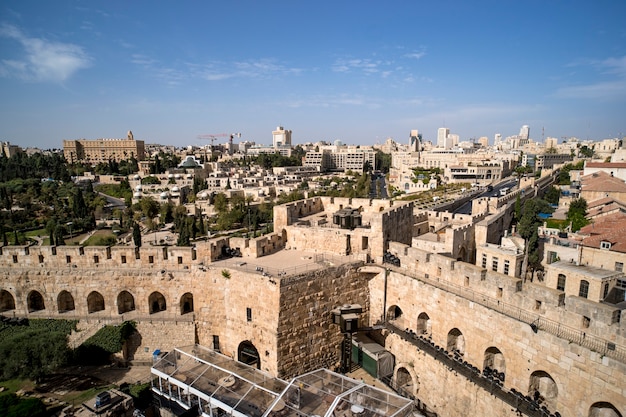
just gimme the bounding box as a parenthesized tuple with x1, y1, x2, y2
(0, 318, 152, 417)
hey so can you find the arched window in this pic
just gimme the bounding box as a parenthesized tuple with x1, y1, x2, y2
(180, 293, 194, 315)
(446, 328, 465, 355)
(238, 340, 260, 369)
(579, 280, 589, 298)
(416, 312, 431, 336)
(149, 292, 167, 314)
(529, 370, 558, 410)
(557, 274, 566, 291)
(57, 290, 75, 313)
(117, 291, 135, 314)
(386, 305, 403, 324)
(395, 367, 418, 398)
(27, 290, 45, 312)
(588, 401, 622, 417)
(483, 347, 506, 380)
(0, 290, 16, 312)
(87, 291, 105, 313)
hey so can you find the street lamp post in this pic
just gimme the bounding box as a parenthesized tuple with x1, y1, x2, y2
(67, 222, 73, 242)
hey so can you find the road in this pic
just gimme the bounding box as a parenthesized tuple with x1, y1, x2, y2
(98, 191, 126, 210)
(454, 178, 518, 214)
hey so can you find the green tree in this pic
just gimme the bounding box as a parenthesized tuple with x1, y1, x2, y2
(0, 330, 70, 382)
(543, 186, 561, 205)
(514, 194, 522, 222)
(567, 197, 589, 232)
(132, 222, 142, 247)
(375, 150, 392, 173)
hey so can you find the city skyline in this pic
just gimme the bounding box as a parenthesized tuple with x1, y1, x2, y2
(1, 1, 625, 149)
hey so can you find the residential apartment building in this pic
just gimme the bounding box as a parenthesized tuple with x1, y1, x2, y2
(303, 146, 375, 173)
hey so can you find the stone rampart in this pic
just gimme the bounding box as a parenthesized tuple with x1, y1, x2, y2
(366, 242, 625, 415)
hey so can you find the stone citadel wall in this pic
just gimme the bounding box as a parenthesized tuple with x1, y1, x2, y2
(0, 243, 370, 378)
(368, 246, 626, 416)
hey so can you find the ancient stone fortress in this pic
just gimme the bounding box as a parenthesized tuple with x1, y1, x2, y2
(1, 195, 625, 417)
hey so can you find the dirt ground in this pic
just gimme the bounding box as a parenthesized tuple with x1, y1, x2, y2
(34, 364, 153, 402)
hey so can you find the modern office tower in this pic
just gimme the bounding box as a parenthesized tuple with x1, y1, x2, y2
(437, 128, 450, 148)
(409, 130, 420, 152)
(63, 131, 145, 164)
(520, 125, 530, 140)
(494, 133, 502, 146)
(272, 126, 292, 148)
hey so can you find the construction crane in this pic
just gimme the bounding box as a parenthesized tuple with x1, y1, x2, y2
(197, 133, 231, 148)
(197, 132, 242, 157)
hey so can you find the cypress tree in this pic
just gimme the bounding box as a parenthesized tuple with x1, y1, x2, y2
(133, 223, 142, 247)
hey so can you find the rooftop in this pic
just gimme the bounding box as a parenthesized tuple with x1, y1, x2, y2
(549, 261, 624, 280)
(579, 213, 626, 253)
(580, 171, 626, 193)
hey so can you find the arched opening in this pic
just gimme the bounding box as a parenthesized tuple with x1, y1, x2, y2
(0, 290, 16, 312)
(457, 246, 467, 262)
(180, 293, 194, 315)
(57, 290, 75, 313)
(416, 312, 431, 336)
(387, 305, 403, 320)
(27, 290, 45, 312)
(557, 274, 566, 291)
(117, 291, 135, 314)
(483, 346, 506, 380)
(149, 291, 167, 314)
(589, 402, 622, 417)
(395, 367, 417, 398)
(238, 340, 260, 369)
(529, 370, 558, 409)
(87, 291, 105, 313)
(579, 280, 589, 298)
(446, 328, 465, 355)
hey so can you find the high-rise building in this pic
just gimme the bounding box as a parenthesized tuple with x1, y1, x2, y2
(520, 125, 530, 141)
(437, 128, 450, 148)
(272, 126, 292, 148)
(409, 130, 421, 152)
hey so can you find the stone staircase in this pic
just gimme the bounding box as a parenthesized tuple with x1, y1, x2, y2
(68, 320, 105, 349)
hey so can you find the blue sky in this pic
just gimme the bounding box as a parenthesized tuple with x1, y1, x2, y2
(1, 1, 625, 149)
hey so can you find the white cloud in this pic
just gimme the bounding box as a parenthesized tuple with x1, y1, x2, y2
(556, 55, 626, 100)
(404, 51, 426, 60)
(0, 23, 91, 82)
(554, 80, 626, 100)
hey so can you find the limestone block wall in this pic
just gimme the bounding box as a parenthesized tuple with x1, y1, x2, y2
(0, 244, 197, 270)
(369, 269, 626, 416)
(475, 207, 515, 246)
(273, 197, 324, 230)
(386, 335, 520, 417)
(192, 266, 282, 375)
(380, 203, 414, 252)
(390, 244, 625, 343)
(275, 262, 370, 379)
(233, 233, 285, 258)
(130, 321, 196, 361)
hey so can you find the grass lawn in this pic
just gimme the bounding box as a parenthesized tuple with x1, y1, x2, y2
(57, 385, 114, 405)
(0, 379, 35, 394)
(546, 218, 567, 229)
(82, 230, 117, 246)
